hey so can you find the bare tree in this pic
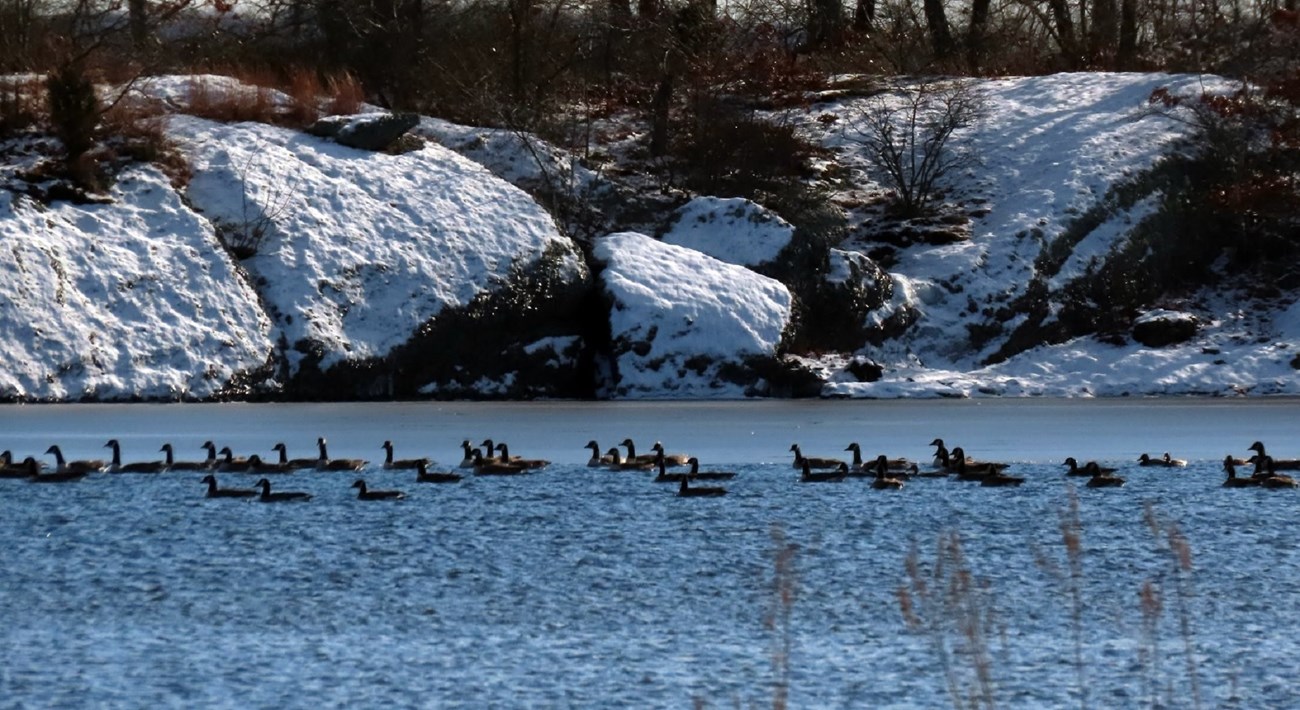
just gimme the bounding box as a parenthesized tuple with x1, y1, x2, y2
(846, 78, 985, 217)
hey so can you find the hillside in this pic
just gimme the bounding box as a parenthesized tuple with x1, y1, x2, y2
(1, 72, 1296, 401)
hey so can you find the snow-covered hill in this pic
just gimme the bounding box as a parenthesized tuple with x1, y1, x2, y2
(1, 71, 1296, 400)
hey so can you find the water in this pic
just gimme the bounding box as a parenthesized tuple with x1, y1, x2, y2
(2, 399, 1299, 708)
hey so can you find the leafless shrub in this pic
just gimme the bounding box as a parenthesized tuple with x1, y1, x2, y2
(214, 153, 298, 260)
(846, 78, 985, 218)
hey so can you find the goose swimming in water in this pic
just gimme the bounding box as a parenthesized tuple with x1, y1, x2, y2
(254, 478, 312, 502)
(869, 457, 905, 490)
(1247, 441, 1300, 470)
(1084, 461, 1125, 488)
(104, 439, 166, 473)
(479, 439, 520, 464)
(800, 459, 846, 483)
(1138, 453, 1184, 467)
(247, 454, 292, 474)
(584, 441, 614, 466)
(603, 447, 655, 472)
(316, 437, 367, 471)
(685, 457, 736, 480)
(845, 443, 908, 472)
(44, 445, 105, 475)
(159, 443, 210, 472)
(1251, 456, 1298, 489)
(494, 443, 549, 469)
(271, 443, 316, 470)
(352, 479, 406, 500)
(471, 450, 532, 475)
(790, 444, 844, 470)
(653, 453, 689, 483)
(381, 441, 427, 471)
(415, 461, 462, 483)
(460, 440, 481, 467)
(26, 457, 86, 482)
(678, 475, 726, 497)
(200, 474, 257, 498)
(1064, 457, 1115, 477)
(217, 447, 253, 473)
(1222, 456, 1262, 488)
(649, 441, 691, 467)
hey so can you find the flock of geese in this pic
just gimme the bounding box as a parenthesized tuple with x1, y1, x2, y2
(1, 435, 1296, 500)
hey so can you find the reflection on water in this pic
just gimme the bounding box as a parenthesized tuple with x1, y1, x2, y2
(1, 399, 1299, 707)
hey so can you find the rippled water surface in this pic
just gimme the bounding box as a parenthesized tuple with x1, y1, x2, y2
(2, 399, 1299, 708)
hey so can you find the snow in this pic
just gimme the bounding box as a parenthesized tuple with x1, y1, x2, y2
(0, 167, 273, 401)
(594, 232, 792, 398)
(1, 71, 1296, 401)
(170, 112, 583, 373)
(660, 196, 793, 267)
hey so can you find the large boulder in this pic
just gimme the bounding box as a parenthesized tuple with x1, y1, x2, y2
(594, 232, 793, 398)
(0, 168, 274, 401)
(660, 196, 794, 268)
(172, 115, 588, 397)
(308, 112, 421, 152)
(1132, 309, 1198, 347)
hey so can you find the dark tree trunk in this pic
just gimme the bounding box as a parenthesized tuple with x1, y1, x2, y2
(638, 0, 660, 20)
(853, 0, 876, 31)
(922, 0, 956, 59)
(610, 0, 631, 21)
(1117, 0, 1138, 68)
(809, 0, 845, 50)
(968, 0, 991, 71)
(1047, 0, 1080, 68)
(649, 71, 673, 157)
(1089, 0, 1118, 65)
(129, 0, 148, 51)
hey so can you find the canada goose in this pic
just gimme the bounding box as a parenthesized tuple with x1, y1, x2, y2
(800, 459, 846, 482)
(104, 439, 166, 473)
(653, 453, 689, 483)
(945, 448, 1009, 480)
(0, 451, 36, 479)
(790, 444, 844, 470)
(1248, 441, 1300, 470)
(471, 450, 532, 475)
(603, 447, 655, 472)
(1084, 461, 1125, 488)
(479, 439, 519, 464)
(247, 454, 292, 474)
(1252, 456, 1298, 489)
(685, 457, 736, 480)
(159, 443, 211, 471)
(217, 447, 253, 473)
(649, 441, 691, 467)
(26, 457, 86, 482)
(316, 437, 367, 471)
(200, 474, 257, 498)
(845, 443, 907, 472)
(271, 443, 317, 470)
(1138, 453, 1183, 467)
(980, 468, 1026, 487)
(618, 438, 671, 465)
(380, 441, 427, 470)
(494, 443, 549, 469)
(1222, 456, 1261, 488)
(459, 440, 480, 468)
(869, 456, 905, 490)
(678, 475, 726, 497)
(199, 441, 220, 468)
(352, 479, 405, 500)
(584, 440, 614, 466)
(254, 478, 312, 502)
(43, 445, 105, 474)
(415, 461, 462, 483)
(1064, 457, 1115, 477)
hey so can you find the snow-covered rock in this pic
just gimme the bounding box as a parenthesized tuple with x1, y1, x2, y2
(170, 115, 586, 382)
(594, 232, 792, 397)
(661, 197, 794, 267)
(0, 168, 273, 401)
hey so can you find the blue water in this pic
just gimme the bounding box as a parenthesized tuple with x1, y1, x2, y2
(2, 399, 1299, 708)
